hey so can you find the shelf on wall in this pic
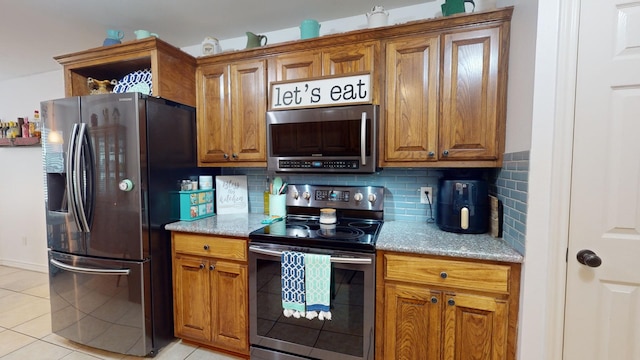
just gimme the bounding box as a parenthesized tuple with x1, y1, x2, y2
(0, 137, 41, 147)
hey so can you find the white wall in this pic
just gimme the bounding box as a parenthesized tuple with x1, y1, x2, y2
(0, 70, 64, 272)
(503, 0, 537, 153)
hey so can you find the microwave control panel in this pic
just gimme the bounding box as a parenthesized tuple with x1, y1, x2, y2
(278, 159, 359, 170)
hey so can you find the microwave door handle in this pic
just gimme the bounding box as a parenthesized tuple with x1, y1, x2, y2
(249, 245, 372, 265)
(361, 112, 367, 165)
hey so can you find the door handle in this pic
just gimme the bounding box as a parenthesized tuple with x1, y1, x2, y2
(576, 249, 602, 268)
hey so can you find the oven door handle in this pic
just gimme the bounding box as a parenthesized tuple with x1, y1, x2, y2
(249, 245, 372, 265)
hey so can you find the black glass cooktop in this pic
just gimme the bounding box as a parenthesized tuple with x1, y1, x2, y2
(248, 215, 383, 252)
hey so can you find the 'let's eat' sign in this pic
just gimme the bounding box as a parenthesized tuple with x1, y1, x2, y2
(270, 73, 371, 110)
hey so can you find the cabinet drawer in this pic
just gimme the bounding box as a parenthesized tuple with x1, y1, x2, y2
(173, 233, 247, 261)
(383, 253, 510, 294)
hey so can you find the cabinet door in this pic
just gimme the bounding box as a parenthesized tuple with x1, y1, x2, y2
(383, 283, 442, 360)
(173, 254, 212, 342)
(210, 260, 249, 353)
(273, 51, 322, 81)
(197, 63, 231, 164)
(383, 36, 439, 165)
(230, 59, 267, 163)
(443, 293, 509, 360)
(322, 42, 376, 75)
(440, 27, 501, 161)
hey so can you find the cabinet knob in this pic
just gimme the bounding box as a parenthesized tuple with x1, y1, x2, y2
(209, 264, 215, 271)
(203, 244, 210, 250)
(447, 298, 455, 306)
(223, 153, 229, 159)
(431, 296, 438, 304)
(428, 151, 435, 157)
(232, 153, 238, 159)
(442, 150, 449, 157)
(440, 272, 448, 279)
(199, 263, 205, 269)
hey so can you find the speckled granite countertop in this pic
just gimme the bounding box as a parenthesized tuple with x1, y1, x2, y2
(376, 221, 523, 263)
(165, 213, 267, 238)
(165, 214, 524, 263)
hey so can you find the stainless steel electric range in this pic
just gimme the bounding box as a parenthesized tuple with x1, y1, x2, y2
(248, 184, 384, 360)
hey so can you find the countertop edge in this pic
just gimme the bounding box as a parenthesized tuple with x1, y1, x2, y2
(164, 215, 524, 264)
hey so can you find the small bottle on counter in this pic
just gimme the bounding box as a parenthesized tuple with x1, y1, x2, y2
(264, 177, 270, 214)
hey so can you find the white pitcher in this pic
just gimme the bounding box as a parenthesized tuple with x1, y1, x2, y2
(366, 6, 389, 28)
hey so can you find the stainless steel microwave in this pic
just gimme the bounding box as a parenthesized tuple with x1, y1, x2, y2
(266, 104, 379, 173)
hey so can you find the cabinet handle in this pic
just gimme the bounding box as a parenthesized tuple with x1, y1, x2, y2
(440, 272, 448, 279)
(232, 153, 238, 159)
(209, 264, 215, 271)
(223, 153, 229, 159)
(430, 297, 438, 304)
(428, 151, 435, 157)
(442, 150, 449, 157)
(447, 298, 455, 306)
(203, 244, 210, 250)
(199, 263, 205, 269)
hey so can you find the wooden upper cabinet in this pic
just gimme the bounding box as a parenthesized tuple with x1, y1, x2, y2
(197, 59, 267, 166)
(194, 8, 512, 168)
(440, 26, 503, 162)
(273, 51, 322, 81)
(322, 42, 376, 75)
(382, 35, 439, 166)
(272, 42, 376, 81)
(230, 60, 267, 164)
(197, 63, 230, 164)
(54, 37, 196, 107)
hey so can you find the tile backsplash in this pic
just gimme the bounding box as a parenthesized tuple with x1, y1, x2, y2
(217, 159, 529, 256)
(219, 168, 442, 223)
(490, 151, 529, 255)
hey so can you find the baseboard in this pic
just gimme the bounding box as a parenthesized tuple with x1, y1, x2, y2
(0, 259, 48, 273)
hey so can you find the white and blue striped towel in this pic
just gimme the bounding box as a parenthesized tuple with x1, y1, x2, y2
(281, 251, 306, 318)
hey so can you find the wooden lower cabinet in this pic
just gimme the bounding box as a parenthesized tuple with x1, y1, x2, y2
(172, 233, 249, 356)
(376, 251, 520, 360)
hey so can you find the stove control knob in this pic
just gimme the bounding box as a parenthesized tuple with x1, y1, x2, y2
(354, 192, 364, 202)
(303, 191, 311, 201)
(293, 191, 299, 200)
(368, 193, 377, 203)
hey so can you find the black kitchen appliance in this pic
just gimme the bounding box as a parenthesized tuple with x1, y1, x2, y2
(41, 93, 199, 356)
(248, 184, 384, 360)
(436, 178, 489, 234)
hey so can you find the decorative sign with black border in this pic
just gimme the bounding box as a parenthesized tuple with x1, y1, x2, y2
(270, 72, 371, 110)
(215, 175, 248, 214)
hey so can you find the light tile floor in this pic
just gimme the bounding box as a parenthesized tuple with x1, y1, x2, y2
(0, 265, 241, 360)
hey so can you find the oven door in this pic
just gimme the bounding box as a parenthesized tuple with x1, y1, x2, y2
(249, 244, 375, 360)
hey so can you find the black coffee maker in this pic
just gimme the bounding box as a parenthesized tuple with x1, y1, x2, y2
(436, 178, 489, 234)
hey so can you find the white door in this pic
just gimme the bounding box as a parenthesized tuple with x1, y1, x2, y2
(564, 0, 640, 359)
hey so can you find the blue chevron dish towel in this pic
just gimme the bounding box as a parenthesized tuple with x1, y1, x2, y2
(281, 251, 306, 318)
(304, 253, 332, 320)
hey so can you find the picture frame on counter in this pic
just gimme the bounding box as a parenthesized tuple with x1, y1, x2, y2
(215, 175, 249, 214)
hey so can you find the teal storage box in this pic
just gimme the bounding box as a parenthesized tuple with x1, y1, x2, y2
(171, 189, 215, 221)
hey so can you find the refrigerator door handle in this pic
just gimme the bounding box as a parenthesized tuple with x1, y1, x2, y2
(73, 123, 91, 232)
(66, 123, 84, 232)
(79, 123, 96, 230)
(50, 258, 131, 276)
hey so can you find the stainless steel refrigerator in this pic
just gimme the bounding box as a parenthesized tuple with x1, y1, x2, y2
(41, 93, 198, 356)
